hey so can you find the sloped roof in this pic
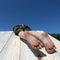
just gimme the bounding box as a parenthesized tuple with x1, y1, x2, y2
(0, 31, 60, 60)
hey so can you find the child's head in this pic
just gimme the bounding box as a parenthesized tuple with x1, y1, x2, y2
(13, 24, 31, 36)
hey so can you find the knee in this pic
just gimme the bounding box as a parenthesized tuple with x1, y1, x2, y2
(40, 31, 48, 36)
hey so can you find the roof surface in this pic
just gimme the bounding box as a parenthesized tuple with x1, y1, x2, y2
(0, 31, 60, 60)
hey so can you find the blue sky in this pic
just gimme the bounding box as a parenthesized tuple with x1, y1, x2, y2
(0, 0, 60, 33)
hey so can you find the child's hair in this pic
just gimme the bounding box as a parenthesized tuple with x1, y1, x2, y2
(13, 24, 31, 36)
